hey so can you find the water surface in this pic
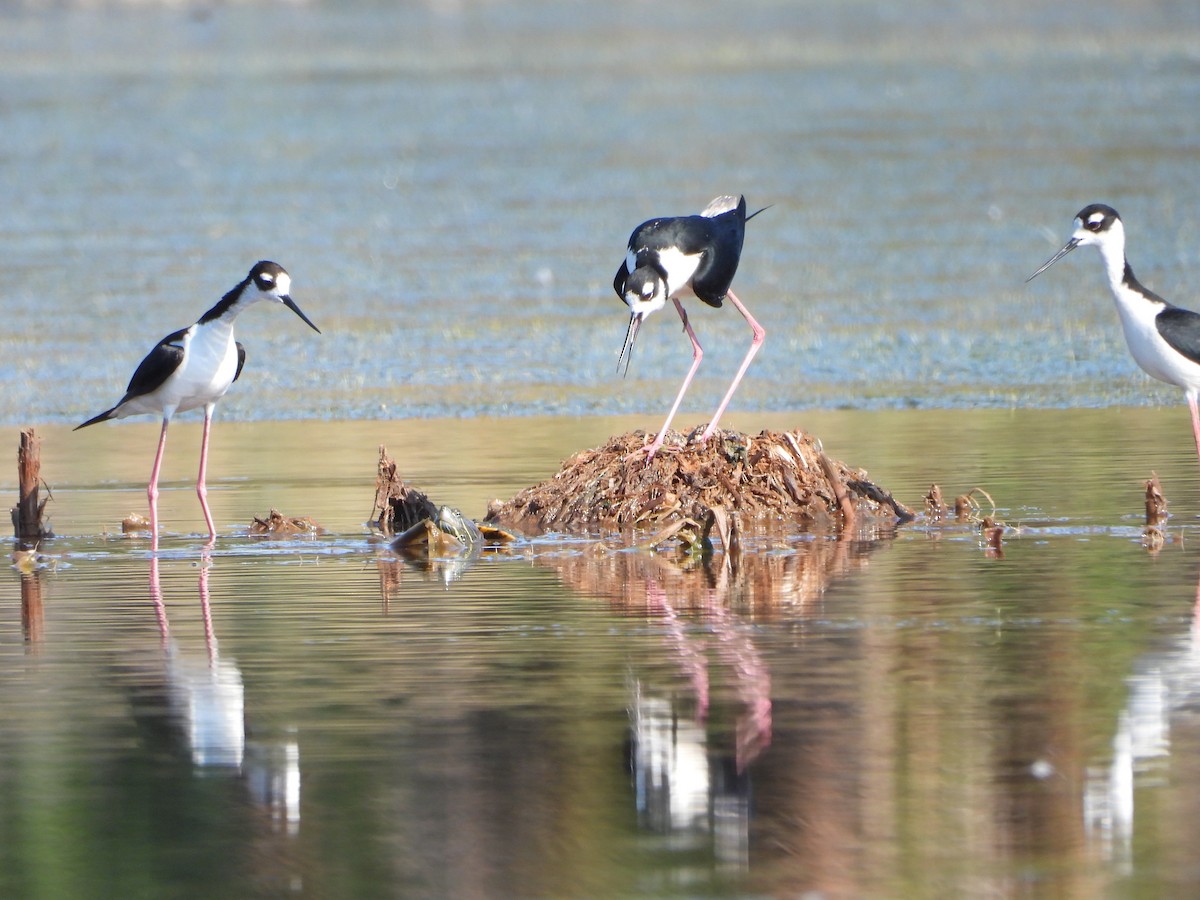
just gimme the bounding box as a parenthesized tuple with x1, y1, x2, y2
(6, 410, 1200, 896)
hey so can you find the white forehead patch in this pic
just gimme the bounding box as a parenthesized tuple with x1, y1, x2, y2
(273, 272, 291, 294)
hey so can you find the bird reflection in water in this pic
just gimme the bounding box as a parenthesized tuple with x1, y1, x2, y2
(558, 535, 881, 871)
(627, 576, 772, 871)
(1084, 569, 1200, 872)
(148, 555, 300, 835)
(373, 522, 885, 872)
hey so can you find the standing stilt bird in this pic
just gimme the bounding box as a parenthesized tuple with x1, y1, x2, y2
(76, 261, 320, 548)
(1028, 203, 1200, 470)
(614, 194, 766, 461)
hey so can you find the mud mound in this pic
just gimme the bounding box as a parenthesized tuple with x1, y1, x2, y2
(485, 428, 913, 538)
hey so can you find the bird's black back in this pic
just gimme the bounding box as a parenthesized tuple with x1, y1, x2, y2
(616, 196, 749, 308)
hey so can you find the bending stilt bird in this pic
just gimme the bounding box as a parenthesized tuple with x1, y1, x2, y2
(76, 261, 320, 547)
(614, 194, 766, 461)
(1028, 204, 1200, 470)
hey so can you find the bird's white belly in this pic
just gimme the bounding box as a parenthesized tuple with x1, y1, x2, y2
(165, 328, 238, 414)
(1114, 298, 1200, 389)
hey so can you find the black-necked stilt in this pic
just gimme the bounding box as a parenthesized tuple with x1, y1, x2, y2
(1028, 203, 1200, 469)
(614, 194, 766, 461)
(76, 261, 320, 547)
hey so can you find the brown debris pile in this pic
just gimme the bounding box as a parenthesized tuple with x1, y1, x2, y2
(924, 483, 1009, 557)
(122, 512, 151, 534)
(485, 428, 913, 538)
(250, 509, 324, 536)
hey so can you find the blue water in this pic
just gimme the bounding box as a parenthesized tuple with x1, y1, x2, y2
(2, 0, 1200, 426)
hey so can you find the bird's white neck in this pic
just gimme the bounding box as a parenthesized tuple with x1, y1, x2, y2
(1096, 237, 1129, 298)
(196, 314, 237, 342)
(1088, 221, 1159, 322)
(1083, 221, 1182, 388)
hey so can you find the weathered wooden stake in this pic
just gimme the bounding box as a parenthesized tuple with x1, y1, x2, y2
(371, 445, 436, 536)
(13, 427, 50, 547)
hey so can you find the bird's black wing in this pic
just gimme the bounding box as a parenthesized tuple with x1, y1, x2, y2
(688, 196, 747, 307)
(613, 259, 631, 300)
(234, 341, 247, 382)
(1156, 307, 1200, 366)
(123, 328, 189, 399)
(75, 327, 188, 429)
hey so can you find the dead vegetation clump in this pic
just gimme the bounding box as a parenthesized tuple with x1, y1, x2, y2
(484, 428, 913, 538)
(250, 509, 324, 536)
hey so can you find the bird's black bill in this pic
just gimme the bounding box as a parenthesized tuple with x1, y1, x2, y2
(617, 312, 641, 378)
(1026, 237, 1080, 282)
(283, 296, 321, 333)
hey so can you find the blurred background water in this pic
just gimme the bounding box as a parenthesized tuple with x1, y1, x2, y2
(2, 0, 1199, 425)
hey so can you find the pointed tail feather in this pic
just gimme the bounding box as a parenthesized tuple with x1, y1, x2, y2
(74, 408, 117, 431)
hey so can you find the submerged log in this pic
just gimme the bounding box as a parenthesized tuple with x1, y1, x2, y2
(485, 428, 913, 538)
(12, 427, 51, 547)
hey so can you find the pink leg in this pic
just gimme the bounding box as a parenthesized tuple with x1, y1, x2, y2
(148, 555, 169, 645)
(197, 404, 217, 546)
(1189, 393, 1200, 470)
(198, 553, 217, 664)
(635, 299, 703, 462)
(148, 417, 170, 552)
(699, 289, 765, 443)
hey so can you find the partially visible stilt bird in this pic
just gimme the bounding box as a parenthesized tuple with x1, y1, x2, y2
(1028, 203, 1200, 470)
(76, 261, 320, 547)
(614, 194, 766, 461)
